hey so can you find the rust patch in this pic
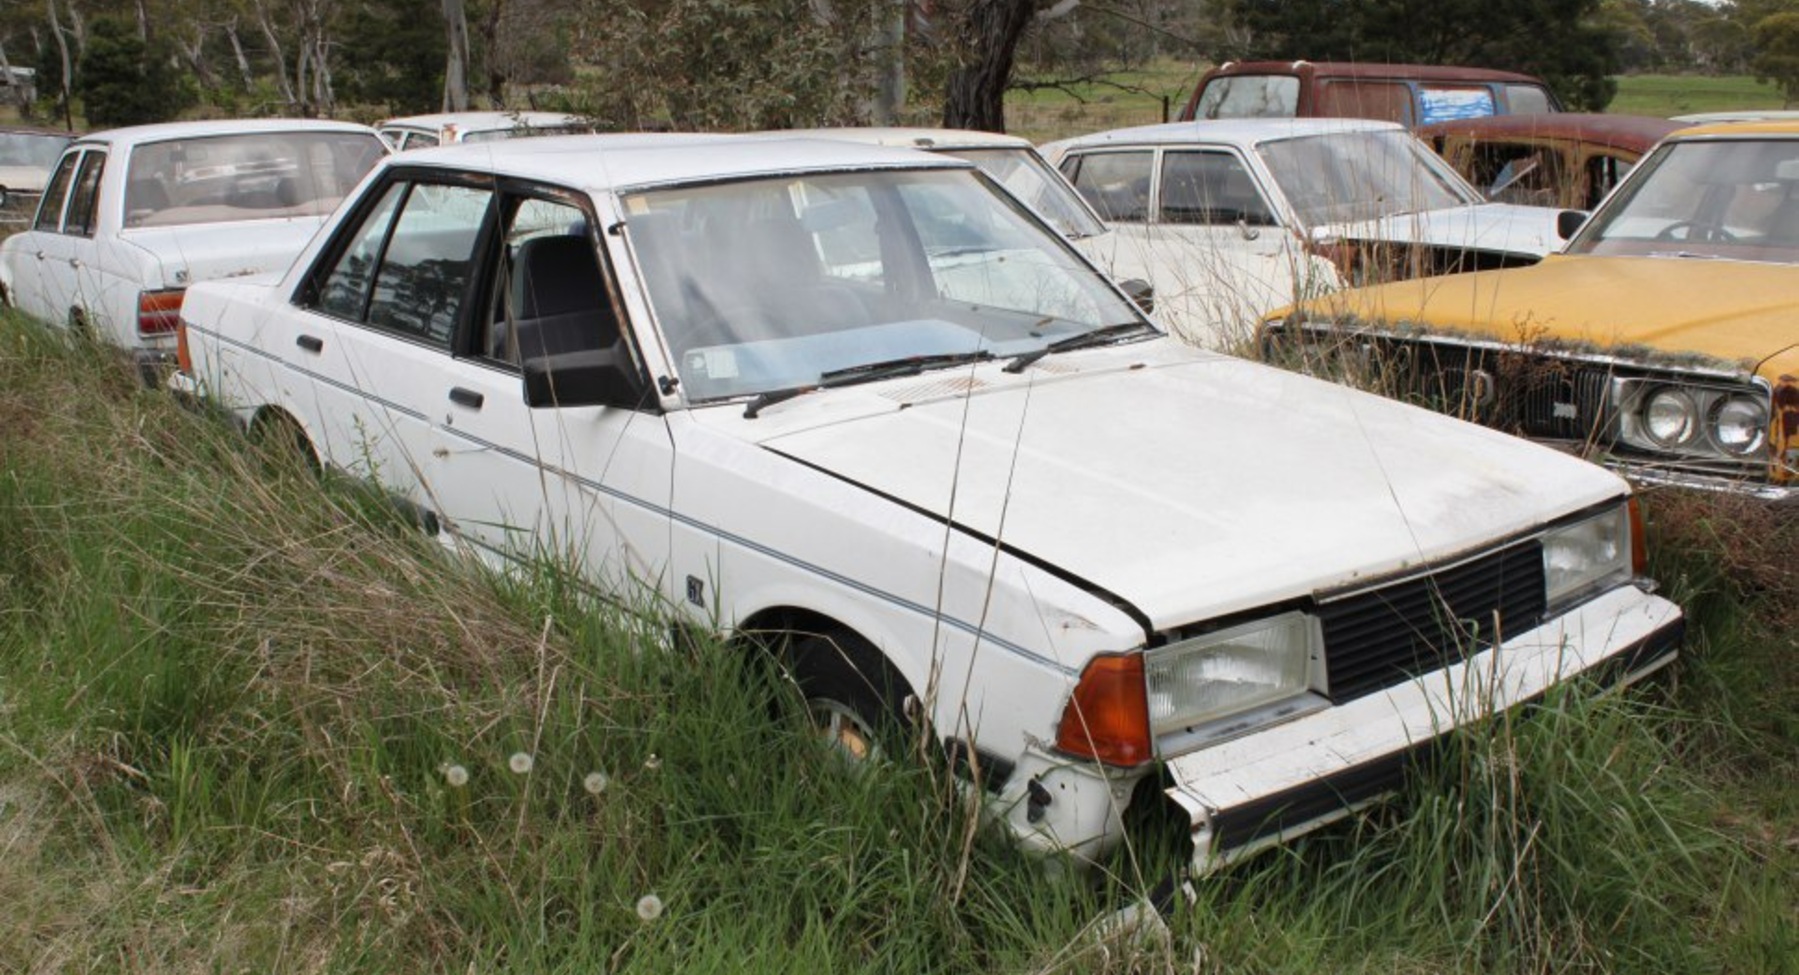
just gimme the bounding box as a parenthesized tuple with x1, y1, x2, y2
(1775, 376, 1799, 482)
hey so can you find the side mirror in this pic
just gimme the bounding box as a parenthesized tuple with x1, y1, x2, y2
(522, 345, 648, 409)
(1556, 209, 1588, 241)
(1118, 277, 1154, 314)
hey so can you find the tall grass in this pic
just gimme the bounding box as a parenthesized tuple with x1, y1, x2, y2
(1, 310, 1792, 972)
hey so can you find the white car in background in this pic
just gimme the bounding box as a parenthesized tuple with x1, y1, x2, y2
(173, 133, 1681, 875)
(0, 126, 73, 225)
(788, 126, 1337, 348)
(378, 111, 595, 151)
(1043, 118, 1566, 346)
(0, 118, 387, 377)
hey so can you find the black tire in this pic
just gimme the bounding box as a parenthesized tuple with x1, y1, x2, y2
(248, 409, 320, 477)
(787, 628, 917, 763)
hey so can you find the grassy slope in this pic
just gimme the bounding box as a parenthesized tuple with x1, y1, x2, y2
(0, 312, 1793, 973)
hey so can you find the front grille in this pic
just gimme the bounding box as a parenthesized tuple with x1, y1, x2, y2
(1317, 541, 1547, 703)
(1385, 339, 1618, 442)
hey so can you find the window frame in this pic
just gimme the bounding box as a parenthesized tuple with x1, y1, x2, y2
(32, 149, 79, 233)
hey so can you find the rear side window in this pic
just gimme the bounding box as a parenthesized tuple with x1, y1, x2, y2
(33, 151, 77, 232)
(64, 151, 106, 237)
(1194, 75, 1298, 119)
(1315, 81, 1414, 125)
(1062, 151, 1153, 222)
(1504, 84, 1555, 114)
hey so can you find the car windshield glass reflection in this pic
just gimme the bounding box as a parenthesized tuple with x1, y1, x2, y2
(949, 148, 1108, 239)
(625, 169, 1146, 402)
(1569, 139, 1799, 265)
(1258, 130, 1476, 226)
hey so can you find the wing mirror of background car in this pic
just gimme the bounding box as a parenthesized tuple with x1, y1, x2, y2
(1556, 209, 1588, 241)
(1118, 278, 1154, 314)
(522, 344, 648, 409)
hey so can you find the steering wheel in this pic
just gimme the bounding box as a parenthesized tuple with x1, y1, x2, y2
(1654, 220, 1737, 244)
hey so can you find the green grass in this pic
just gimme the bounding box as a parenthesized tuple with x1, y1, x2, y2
(1, 310, 1794, 972)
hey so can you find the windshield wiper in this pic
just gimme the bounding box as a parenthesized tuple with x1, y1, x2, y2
(743, 351, 995, 419)
(1003, 322, 1158, 373)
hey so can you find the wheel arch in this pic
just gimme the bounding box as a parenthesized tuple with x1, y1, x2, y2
(248, 403, 323, 473)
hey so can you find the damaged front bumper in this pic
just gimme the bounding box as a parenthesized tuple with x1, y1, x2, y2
(1163, 583, 1682, 874)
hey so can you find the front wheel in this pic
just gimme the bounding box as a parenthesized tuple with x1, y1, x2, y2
(787, 628, 917, 764)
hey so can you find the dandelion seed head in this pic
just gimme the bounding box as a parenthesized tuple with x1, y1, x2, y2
(583, 771, 609, 795)
(508, 752, 534, 775)
(636, 893, 664, 921)
(443, 764, 469, 788)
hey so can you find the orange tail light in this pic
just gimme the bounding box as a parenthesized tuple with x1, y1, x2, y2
(1627, 495, 1648, 575)
(1056, 653, 1152, 767)
(137, 288, 185, 337)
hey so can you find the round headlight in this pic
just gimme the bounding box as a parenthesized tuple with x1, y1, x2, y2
(1710, 395, 1768, 455)
(1643, 388, 1700, 447)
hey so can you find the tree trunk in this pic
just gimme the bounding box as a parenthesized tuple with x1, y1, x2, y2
(942, 0, 1039, 132)
(872, 0, 906, 123)
(254, 1, 299, 110)
(46, 0, 74, 130)
(179, 25, 218, 90)
(225, 20, 255, 92)
(481, 0, 506, 107)
(442, 0, 470, 111)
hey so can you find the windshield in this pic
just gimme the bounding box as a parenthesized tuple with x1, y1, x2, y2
(947, 147, 1108, 239)
(1258, 129, 1478, 226)
(0, 131, 69, 169)
(625, 168, 1146, 402)
(1566, 138, 1799, 265)
(1194, 75, 1299, 119)
(124, 131, 387, 228)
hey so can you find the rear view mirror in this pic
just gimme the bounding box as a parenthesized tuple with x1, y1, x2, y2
(1556, 210, 1588, 240)
(1117, 277, 1154, 314)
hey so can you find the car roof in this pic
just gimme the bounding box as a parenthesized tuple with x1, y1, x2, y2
(379, 111, 588, 132)
(1416, 113, 1681, 151)
(71, 118, 380, 150)
(1667, 119, 1799, 139)
(773, 126, 1035, 151)
(1206, 60, 1548, 84)
(1050, 116, 1403, 151)
(389, 132, 970, 193)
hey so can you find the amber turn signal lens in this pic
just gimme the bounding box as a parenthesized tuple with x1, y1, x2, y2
(1056, 653, 1152, 767)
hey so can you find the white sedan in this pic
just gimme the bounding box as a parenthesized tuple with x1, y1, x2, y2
(173, 133, 1682, 874)
(0, 118, 386, 377)
(1043, 118, 1567, 347)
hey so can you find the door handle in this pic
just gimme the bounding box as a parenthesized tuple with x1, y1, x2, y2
(449, 387, 485, 410)
(295, 334, 324, 353)
(34, 250, 45, 260)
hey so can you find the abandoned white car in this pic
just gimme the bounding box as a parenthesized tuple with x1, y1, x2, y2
(173, 134, 1683, 875)
(1042, 118, 1567, 347)
(0, 118, 387, 377)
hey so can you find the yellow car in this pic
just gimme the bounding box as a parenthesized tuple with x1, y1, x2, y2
(1265, 121, 1799, 502)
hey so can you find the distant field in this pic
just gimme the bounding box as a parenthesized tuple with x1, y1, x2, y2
(1006, 64, 1790, 142)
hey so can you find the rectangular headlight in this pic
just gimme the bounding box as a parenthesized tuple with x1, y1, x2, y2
(1145, 612, 1317, 737)
(1542, 504, 1633, 611)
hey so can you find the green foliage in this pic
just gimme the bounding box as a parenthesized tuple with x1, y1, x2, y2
(76, 17, 194, 128)
(569, 0, 880, 130)
(1753, 11, 1799, 105)
(336, 0, 448, 115)
(1223, 0, 1621, 109)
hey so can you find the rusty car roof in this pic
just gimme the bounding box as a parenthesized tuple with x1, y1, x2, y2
(1207, 60, 1548, 83)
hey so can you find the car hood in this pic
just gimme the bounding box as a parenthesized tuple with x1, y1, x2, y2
(1296, 254, 1799, 380)
(0, 165, 50, 194)
(123, 216, 331, 287)
(1322, 203, 1563, 259)
(728, 341, 1622, 630)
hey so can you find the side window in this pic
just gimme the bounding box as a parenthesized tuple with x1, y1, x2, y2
(1505, 84, 1555, 114)
(405, 132, 440, 151)
(314, 182, 407, 321)
(1064, 151, 1153, 222)
(64, 151, 106, 237)
(484, 196, 615, 365)
(364, 184, 491, 345)
(1159, 151, 1276, 225)
(1472, 143, 1561, 207)
(33, 151, 78, 232)
(1316, 81, 1414, 125)
(1584, 153, 1635, 210)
